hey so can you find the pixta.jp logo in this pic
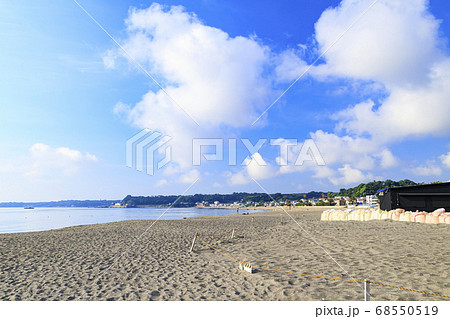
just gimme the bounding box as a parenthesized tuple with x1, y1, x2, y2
(126, 129, 172, 176)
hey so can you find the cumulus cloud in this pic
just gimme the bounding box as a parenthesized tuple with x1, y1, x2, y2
(311, 130, 380, 170)
(113, 101, 131, 116)
(312, 0, 450, 142)
(179, 169, 201, 184)
(313, 166, 336, 179)
(329, 164, 372, 185)
(409, 164, 442, 177)
(275, 49, 308, 83)
(279, 0, 442, 85)
(155, 179, 168, 187)
(314, 0, 443, 86)
(108, 1, 450, 187)
(377, 149, 398, 169)
(108, 3, 280, 169)
(103, 50, 117, 69)
(227, 171, 249, 186)
(245, 153, 279, 180)
(227, 152, 279, 185)
(440, 152, 450, 168)
(277, 0, 450, 184)
(25, 143, 97, 180)
(229, 133, 395, 186)
(333, 69, 450, 141)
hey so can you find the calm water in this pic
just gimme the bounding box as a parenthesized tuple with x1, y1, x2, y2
(0, 207, 243, 234)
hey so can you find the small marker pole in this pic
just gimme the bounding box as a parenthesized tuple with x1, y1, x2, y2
(364, 280, 370, 301)
(190, 233, 198, 252)
(231, 228, 235, 239)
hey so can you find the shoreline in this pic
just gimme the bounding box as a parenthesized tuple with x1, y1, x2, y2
(1, 207, 448, 301)
(0, 206, 250, 235)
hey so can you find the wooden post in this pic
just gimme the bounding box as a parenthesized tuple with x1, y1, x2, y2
(231, 228, 235, 239)
(190, 233, 198, 252)
(364, 280, 370, 301)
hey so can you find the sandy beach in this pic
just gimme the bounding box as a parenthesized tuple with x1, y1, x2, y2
(0, 207, 449, 301)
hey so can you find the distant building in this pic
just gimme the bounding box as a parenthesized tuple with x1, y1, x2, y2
(365, 195, 378, 205)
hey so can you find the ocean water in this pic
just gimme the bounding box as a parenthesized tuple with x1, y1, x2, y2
(0, 207, 244, 234)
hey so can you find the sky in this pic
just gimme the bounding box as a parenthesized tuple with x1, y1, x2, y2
(1, 0, 450, 202)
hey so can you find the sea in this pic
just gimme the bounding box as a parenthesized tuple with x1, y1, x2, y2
(0, 207, 246, 234)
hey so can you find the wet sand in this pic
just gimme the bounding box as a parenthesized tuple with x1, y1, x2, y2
(0, 207, 449, 301)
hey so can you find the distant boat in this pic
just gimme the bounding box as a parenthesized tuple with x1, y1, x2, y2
(24, 207, 34, 210)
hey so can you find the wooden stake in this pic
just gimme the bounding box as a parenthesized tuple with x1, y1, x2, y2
(231, 228, 235, 239)
(364, 280, 370, 301)
(190, 233, 198, 252)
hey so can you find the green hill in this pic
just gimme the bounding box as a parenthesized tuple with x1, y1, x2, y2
(121, 191, 328, 207)
(334, 179, 418, 198)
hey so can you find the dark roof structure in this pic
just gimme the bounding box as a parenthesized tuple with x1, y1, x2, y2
(378, 182, 450, 212)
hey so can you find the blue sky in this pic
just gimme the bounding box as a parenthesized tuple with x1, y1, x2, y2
(1, 0, 450, 201)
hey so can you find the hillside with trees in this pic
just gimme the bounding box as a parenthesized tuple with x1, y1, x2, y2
(121, 191, 327, 207)
(333, 179, 418, 198)
(121, 180, 425, 207)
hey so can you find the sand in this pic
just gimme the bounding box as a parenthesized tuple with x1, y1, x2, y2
(0, 207, 449, 301)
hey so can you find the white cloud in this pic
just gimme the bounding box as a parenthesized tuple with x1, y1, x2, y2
(25, 143, 97, 180)
(333, 69, 450, 141)
(275, 0, 450, 184)
(156, 179, 168, 187)
(329, 164, 372, 185)
(311, 0, 450, 142)
(179, 169, 200, 184)
(102, 50, 117, 69)
(440, 152, 450, 168)
(311, 130, 379, 170)
(228, 171, 249, 186)
(108, 1, 450, 188)
(245, 153, 279, 180)
(227, 152, 279, 185)
(113, 101, 131, 116)
(377, 149, 398, 169)
(109, 3, 279, 169)
(313, 166, 336, 179)
(244, 135, 396, 184)
(410, 164, 442, 177)
(313, 0, 443, 87)
(275, 49, 308, 83)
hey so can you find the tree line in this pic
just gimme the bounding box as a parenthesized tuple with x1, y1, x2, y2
(121, 191, 326, 207)
(122, 179, 430, 207)
(332, 179, 418, 199)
